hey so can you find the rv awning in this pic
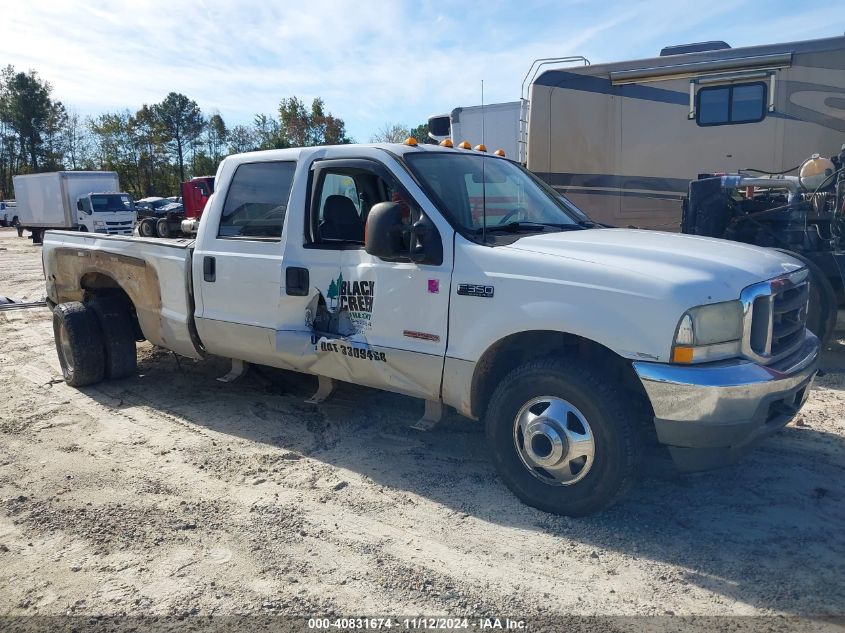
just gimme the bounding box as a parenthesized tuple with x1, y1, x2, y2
(610, 52, 793, 84)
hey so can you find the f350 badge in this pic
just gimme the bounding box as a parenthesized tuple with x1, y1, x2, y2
(457, 283, 494, 298)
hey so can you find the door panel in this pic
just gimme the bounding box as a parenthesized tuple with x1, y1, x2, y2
(291, 157, 454, 400)
(193, 160, 295, 364)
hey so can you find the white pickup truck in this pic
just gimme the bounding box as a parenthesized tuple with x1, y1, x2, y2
(42, 142, 819, 516)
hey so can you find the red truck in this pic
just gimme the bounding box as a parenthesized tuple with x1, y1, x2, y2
(137, 176, 214, 238)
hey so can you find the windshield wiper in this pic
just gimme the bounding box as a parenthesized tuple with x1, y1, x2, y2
(473, 221, 583, 234)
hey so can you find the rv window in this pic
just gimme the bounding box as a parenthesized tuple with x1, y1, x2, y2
(696, 82, 766, 126)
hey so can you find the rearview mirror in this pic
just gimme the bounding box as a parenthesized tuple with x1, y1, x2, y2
(365, 202, 443, 266)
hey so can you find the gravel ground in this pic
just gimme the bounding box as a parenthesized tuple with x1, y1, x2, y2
(0, 228, 843, 628)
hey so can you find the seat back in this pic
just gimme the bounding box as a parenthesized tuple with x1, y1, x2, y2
(320, 195, 364, 242)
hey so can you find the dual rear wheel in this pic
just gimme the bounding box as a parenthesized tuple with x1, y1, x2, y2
(53, 297, 138, 387)
(137, 217, 173, 238)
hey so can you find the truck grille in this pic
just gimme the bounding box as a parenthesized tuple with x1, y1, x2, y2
(105, 220, 134, 235)
(742, 270, 810, 364)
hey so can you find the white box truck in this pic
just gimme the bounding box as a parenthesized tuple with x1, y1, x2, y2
(13, 171, 136, 244)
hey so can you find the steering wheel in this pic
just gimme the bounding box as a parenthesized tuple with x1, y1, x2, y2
(497, 207, 529, 225)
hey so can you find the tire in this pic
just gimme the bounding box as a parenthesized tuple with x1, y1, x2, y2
(86, 295, 137, 379)
(31, 229, 43, 244)
(156, 218, 171, 239)
(776, 249, 837, 347)
(15, 221, 23, 238)
(78, 225, 88, 232)
(485, 358, 642, 516)
(138, 218, 156, 238)
(53, 302, 105, 387)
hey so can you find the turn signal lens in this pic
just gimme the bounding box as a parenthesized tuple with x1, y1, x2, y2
(457, 141, 471, 149)
(439, 139, 453, 148)
(671, 346, 694, 364)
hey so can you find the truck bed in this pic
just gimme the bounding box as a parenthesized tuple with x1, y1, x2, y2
(42, 231, 202, 359)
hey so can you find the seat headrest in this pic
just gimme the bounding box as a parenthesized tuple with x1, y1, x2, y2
(323, 195, 360, 224)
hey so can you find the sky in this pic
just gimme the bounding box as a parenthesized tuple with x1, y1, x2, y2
(1, 0, 844, 142)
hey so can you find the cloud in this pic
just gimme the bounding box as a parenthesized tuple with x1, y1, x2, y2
(2, 0, 843, 141)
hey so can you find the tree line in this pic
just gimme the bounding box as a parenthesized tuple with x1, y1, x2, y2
(1, 65, 411, 200)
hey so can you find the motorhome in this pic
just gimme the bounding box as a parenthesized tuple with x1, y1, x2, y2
(432, 36, 845, 230)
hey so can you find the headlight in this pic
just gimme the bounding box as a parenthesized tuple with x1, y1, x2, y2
(671, 300, 743, 363)
(94, 220, 105, 227)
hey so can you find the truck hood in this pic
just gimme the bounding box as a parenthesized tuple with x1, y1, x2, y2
(504, 228, 802, 293)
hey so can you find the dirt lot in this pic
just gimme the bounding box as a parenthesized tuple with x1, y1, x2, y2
(0, 227, 844, 625)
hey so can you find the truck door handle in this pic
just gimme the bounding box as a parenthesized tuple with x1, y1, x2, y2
(203, 256, 216, 282)
(286, 267, 309, 296)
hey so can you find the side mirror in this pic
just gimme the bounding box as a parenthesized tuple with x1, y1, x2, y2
(365, 202, 443, 266)
(364, 202, 404, 261)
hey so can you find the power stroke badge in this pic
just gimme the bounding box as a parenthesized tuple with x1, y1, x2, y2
(457, 283, 494, 298)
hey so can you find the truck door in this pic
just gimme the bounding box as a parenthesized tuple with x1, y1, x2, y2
(300, 158, 453, 400)
(192, 160, 297, 366)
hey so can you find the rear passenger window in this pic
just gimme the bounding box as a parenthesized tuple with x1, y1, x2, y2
(697, 82, 766, 126)
(218, 161, 296, 239)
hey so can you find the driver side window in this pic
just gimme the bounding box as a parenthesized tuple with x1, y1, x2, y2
(218, 161, 296, 240)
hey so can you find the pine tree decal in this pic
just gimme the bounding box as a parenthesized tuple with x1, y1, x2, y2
(336, 272, 344, 310)
(327, 278, 338, 310)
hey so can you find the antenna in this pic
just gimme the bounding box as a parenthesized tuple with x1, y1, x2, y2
(481, 79, 487, 244)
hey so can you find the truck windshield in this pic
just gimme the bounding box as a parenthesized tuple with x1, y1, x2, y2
(403, 152, 581, 235)
(91, 194, 134, 213)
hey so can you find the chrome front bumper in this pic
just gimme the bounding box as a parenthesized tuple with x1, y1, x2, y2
(632, 331, 820, 471)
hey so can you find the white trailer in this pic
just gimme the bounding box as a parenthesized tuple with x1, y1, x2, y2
(13, 171, 135, 243)
(428, 101, 521, 158)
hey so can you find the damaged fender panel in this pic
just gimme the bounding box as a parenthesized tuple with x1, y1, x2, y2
(274, 330, 443, 400)
(441, 356, 476, 419)
(46, 246, 202, 359)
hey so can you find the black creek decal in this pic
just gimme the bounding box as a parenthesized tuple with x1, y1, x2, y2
(306, 271, 377, 338)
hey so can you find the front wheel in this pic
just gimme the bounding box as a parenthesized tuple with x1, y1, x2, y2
(485, 358, 642, 516)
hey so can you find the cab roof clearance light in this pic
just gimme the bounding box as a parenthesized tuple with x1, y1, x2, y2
(457, 141, 472, 149)
(494, 149, 506, 157)
(403, 137, 418, 146)
(474, 144, 487, 152)
(439, 139, 454, 148)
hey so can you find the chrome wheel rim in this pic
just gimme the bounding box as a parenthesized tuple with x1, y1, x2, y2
(513, 396, 595, 486)
(58, 322, 74, 373)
